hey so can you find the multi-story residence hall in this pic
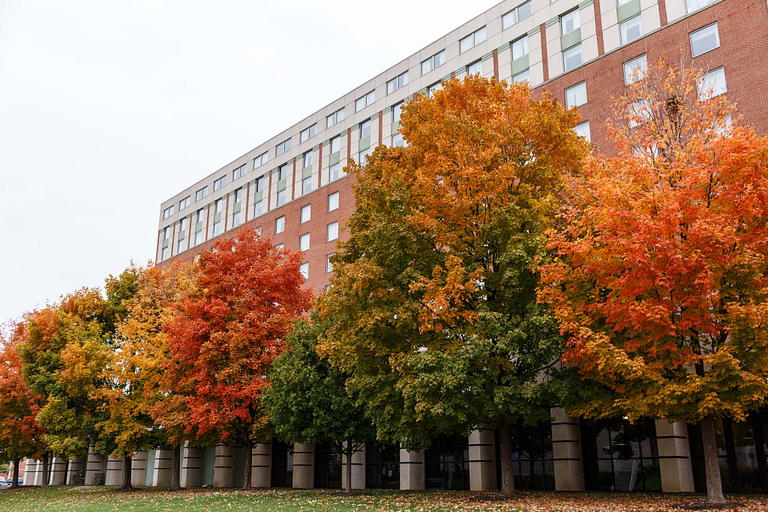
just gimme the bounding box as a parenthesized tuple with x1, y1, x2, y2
(57, 0, 761, 495)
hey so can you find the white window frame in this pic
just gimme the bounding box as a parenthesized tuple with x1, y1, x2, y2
(327, 221, 339, 242)
(213, 176, 226, 191)
(328, 191, 339, 212)
(512, 69, 530, 84)
(300, 204, 311, 224)
(327, 107, 345, 128)
(565, 82, 587, 109)
(690, 23, 720, 58)
(387, 71, 409, 95)
(300, 124, 317, 143)
(276, 138, 291, 157)
(300, 262, 309, 279)
(502, 1, 532, 30)
(511, 36, 529, 61)
(573, 121, 591, 141)
(254, 151, 268, 169)
(299, 233, 310, 252)
(698, 67, 727, 100)
(355, 90, 376, 112)
(467, 60, 482, 76)
(275, 216, 285, 234)
(563, 44, 583, 72)
(459, 26, 487, 53)
(179, 197, 190, 210)
(326, 253, 334, 273)
(561, 9, 580, 36)
(620, 15, 643, 45)
(163, 206, 174, 219)
(421, 50, 446, 75)
(686, 0, 715, 14)
(329, 163, 341, 182)
(330, 135, 341, 154)
(623, 54, 648, 85)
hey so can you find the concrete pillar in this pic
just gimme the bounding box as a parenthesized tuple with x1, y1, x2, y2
(655, 419, 696, 492)
(292, 442, 315, 489)
(33, 459, 44, 486)
(551, 408, 585, 491)
(181, 445, 202, 488)
(49, 457, 67, 485)
(85, 447, 105, 486)
(66, 457, 84, 485)
(104, 456, 124, 485)
(131, 451, 148, 487)
(252, 442, 271, 488)
(24, 460, 38, 486)
(342, 443, 366, 490)
(469, 426, 497, 491)
(213, 444, 235, 488)
(399, 449, 425, 490)
(152, 449, 174, 487)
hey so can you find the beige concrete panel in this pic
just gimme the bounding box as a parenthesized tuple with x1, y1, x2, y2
(641, 5, 662, 33)
(551, 408, 586, 491)
(105, 456, 123, 486)
(655, 419, 695, 492)
(153, 449, 174, 487)
(67, 457, 84, 485)
(666, 0, 687, 22)
(399, 449, 425, 490)
(530, 62, 545, 87)
(24, 460, 38, 486)
(252, 442, 272, 488)
(342, 443, 366, 490)
(131, 451, 148, 487)
(583, 35, 600, 63)
(181, 446, 202, 488)
(85, 446, 105, 486)
(49, 457, 67, 486)
(469, 427, 497, 491)
(603, 24, 622, 53)
(292, 442, 315, 489)
(213, 444, 234, 488)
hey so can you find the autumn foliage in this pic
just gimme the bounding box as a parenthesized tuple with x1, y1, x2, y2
(539, 60, 768, 503)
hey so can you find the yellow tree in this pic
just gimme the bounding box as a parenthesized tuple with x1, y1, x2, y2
(96, 261, 195, 489)
(540, 60, 768, 504)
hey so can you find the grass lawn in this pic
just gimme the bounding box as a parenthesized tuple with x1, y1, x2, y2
(1, 487, 767, 512)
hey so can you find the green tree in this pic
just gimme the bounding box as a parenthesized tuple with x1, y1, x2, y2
(264, 315, 375, 493)
(317, 75, 585, 495)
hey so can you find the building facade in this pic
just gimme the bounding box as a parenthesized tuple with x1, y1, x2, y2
(143, 0, 768, 493)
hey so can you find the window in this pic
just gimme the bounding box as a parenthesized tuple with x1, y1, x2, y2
(330, 135, 341, 154)
(255, 175, 266, 193)
(392, 102, 404, 127)
(512, 37, 528, 61)
(300, 124, 317, 143)
(329, 163, 341, 182)
(234, 188, 244, 204)
(360, 119, 371, 139)
(698, 67, 727, 100)
(161, 246, 169, 261)
(254, 151, 268, 169)
(387, 71, 409, 94)
(326, 253, 334, 273)
(214, 176, 227, 192)
(620, 15, 643, 45)
(195, 186, 208, 201)
(691, 23, 720, 57)
(300, 262, 309, 279)
(623, 54, 648, 85)
(327, 221, 339, 242)
(327, 107, 345, 128)
(301, 204, 311, 223)
(277, 189, 287, 207)
(215, 198, 224, 214)
(460, 26, 486, 53)
(428, 82, 443, 98)
(467, 60, 482, 76)
(275, 216, 285, 234)
(195, 230, 204, 246)
(392, 132, 405, 147)
(163, 226, 171, 240)
(275, 243, 284, 250)
(303, 150, 313, 169)
(328, 191, 339, 212)
(278, 163, 290, 181)
(233, 164, 246, 181)
(355, 90, 376, 112)
(563, 44, 583, 72)
(561, 10, 580, 35)
(232, 211, 241, 228)
(421, 50, 446, 75)
(502, 1, 532, 30)
(617, 0, 633, 4)
(629, 100, 650, 127)
(254, 199, 265, 217)
(213, 220, 222, 236)
(302, 176, 312, 194)
(573, 121, 591, 141)
(276, 138, 291, 157)
(686, 0, 714, 13)
(565, 82, 587, 109)
(513, 70, 530, 83)
(299, 233, 310, 251)
(163, 206, 174, 219)
(180, 217, 189, 232)
(179, 196, 190, 211)
(359, 147, 374, 165)
(196, 207, 205, 223)
(177, 239, 185, 254)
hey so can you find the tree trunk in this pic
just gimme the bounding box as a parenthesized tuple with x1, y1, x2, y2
(41, 452, 50, 487)
(701, 415, 726, 503)
(243, 438, 253, 489)
(498, 421, 515, 496)
(122, 454, 133, 490)
(172, 444, 181, 490)
(10, 458, 19, 488)
(345, 438, 352, 494)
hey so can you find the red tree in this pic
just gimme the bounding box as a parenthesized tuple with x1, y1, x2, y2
(157, 227, 311, 488)
(0, 321, 46, 488)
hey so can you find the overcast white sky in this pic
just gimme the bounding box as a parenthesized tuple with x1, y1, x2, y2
(0, 0, 500, 322)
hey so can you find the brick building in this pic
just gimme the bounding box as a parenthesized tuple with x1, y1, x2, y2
(134, 0, 768, 493)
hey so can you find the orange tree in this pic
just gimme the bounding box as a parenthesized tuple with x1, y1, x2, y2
(0, 320, 46, 488)
(539, 60, 768, 503)
(159, 227, 311, 489)
(317, 76, 585, 495)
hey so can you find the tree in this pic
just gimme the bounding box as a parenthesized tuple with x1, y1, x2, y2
(0, 321, 46, 488)
(96, 263, 191, 490)
(317, 75, 585, 495)
(263, 314, 375, 493)
(19, 289, 109, 486)
(539, 59, 768, 504)
(160, 227, 311, 489)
